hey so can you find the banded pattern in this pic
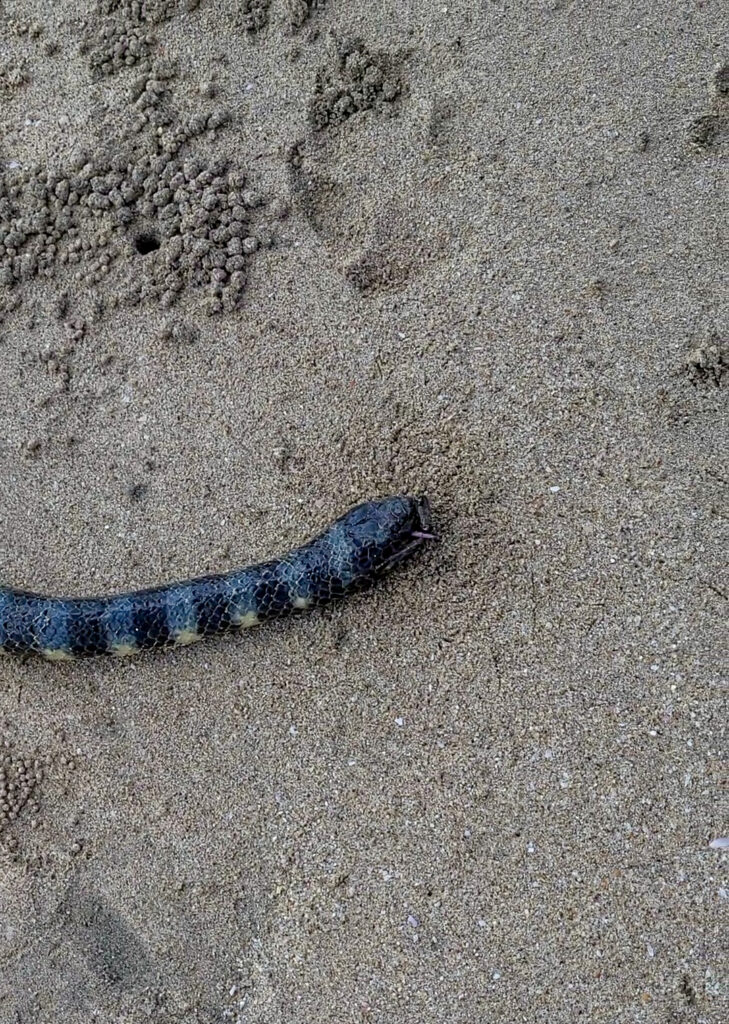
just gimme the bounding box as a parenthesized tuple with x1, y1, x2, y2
(0, 495, 434, 661)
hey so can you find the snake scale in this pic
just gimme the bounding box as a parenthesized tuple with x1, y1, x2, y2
(0, 495, 434, 661)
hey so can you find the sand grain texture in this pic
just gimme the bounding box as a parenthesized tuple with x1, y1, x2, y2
(0, 1, 727, 1021)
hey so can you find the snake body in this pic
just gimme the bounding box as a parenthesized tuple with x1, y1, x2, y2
(0, 495, 433, 661)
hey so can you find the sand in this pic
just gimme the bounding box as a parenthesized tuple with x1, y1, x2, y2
(0, 1, 727, 1021)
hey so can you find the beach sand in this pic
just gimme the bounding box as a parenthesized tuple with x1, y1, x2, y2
(0, 1, 727, 1020)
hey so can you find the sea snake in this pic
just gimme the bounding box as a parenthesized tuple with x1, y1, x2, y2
(0, 495, 435, 661)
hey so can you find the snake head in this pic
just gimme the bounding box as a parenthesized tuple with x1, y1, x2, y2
(336, 494, 437, 578)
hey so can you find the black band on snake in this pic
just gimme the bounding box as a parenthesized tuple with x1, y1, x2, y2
(0, 495, 435, 661)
